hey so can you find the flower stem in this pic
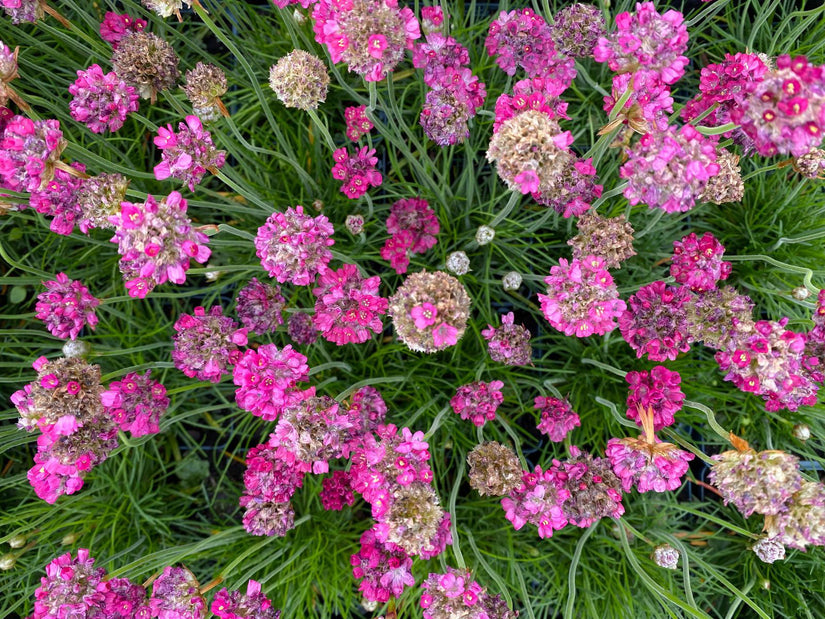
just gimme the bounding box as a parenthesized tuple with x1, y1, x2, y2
(682, 400, 730, 441)
(306, 109, 337, 152)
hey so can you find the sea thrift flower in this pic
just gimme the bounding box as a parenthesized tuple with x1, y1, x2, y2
(312, 0, 420, 82)
(32, 549, 106, 618)
(97, 577, 151, 617)
(109, 192, 211, 298)
(467, 441, 522, 497)
(101, 370, 168, 437)
(0, 42, 21, 108)
(35, 273, 99, 340)
(549, 3, 606, 58)
(451, 380, 504, 427)
(671, 232, 732, 292)
(411, 33, 470, 87)
(0, 114, 65, 192)
(533, 157, 602, 218)
(481, 311, 532, 366)
(350, 529, 414, 603)
(68, 65, 139, 134)
(625, 366, 684, 431)
(420, 568, 518, 619)
(475, 225, 495, 245)
(446, 251, 470, 276)
(376, 481, 445, 555)
(243, 442, 308, 506)
(154, 115, 226, 191)
(344, 214, 364, 235)
(254, 205, 334, 285)
(730, 55, 825, 157)
(76, 172, 129, 233)
(142, 0, 191, 20)
(345, 385, 388, 436)
(535, 396, 580, 443)
(99, 12, 147, 49)
(172, 306, 248, 383)
(621, 125, 720, 213)
(233, 344, 313, 421)
(388, 270, 471, 353)
(593, 2, 689, 89)
(212, 580, 280, 619)
(492, 76, 570, 133)
(501, 465, 570, 538)
(241, 499, 296, 537)
(619, 281, 692, 361)
(381, 197, 439, 274)
(709, 448, 802, 516)
(652, 544, 680, 569)
(344, 105, 373, 141)
(568, 211, 636, 269)
(320, 470, 356, 510)
(312, 263, 388, 345)
(685, 286, 755, 350)
(331, 146, 383, 199)
(700, 148, 745, 204)
(235, 278, 286, 335)
(287, 312, 318, 345)
(419, 67, 486, 146)
(538, 255, 626, 338)
(29, 162, 86, 236)
(556, 447, 624, 527)
(794, 147, 825, 179)
(420, 6, 444, 33)
(269, 50, 329, 111)
(183, 62, 228, 121)
(602, 72, 673, 134)
(111, 32, 180, 103)
(766, 481, 825, 550)
(149, 566, 206, 619)
(502, 271, 522, 291)
(1, 0, 40, 23)
(752, 537, 786, 564)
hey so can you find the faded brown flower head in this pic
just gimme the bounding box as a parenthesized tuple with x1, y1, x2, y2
(467, 441, 522, 496)
(384, 481, 443, 555)
(269, 50, 330, 111)
(112, 32, 180, 103)
(700, 148, 744, 204)
(766, 481, 825, 550)
(684, 286, 755, 350)
(142, 0, 191, 19)
(183, 62, 228, 121)
(793, 148, 825, 179)
(76, 173, 129, 231)
(568, 211, 636, 269)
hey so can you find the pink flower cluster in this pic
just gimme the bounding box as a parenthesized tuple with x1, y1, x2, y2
(671, 232, 732, 292)
(412, 33, 470, 86)
(235, 278, 285, 335)
(535, 396, 580, 442)
(233, 343, 313, 421)
(606, 435, 694, 493)
(450, 380, 504, 427)
(351, 528, 415, 602)
(538, 255, 627, 337)
(212, 580, 280, 619)
(493, 77, 570, 133)
(68, 64, 139, 134)
(101, 370, 169, 437)
(0, 113, 64, 192)
(501, 465, 570, 538)
(35, 272, 100, 340)
(312, 263, 388, 345)
(149, 566, 206, 619)
(320, 469, 356, 510)
(172, 306, 248, 383)
(380, 196, 439, 273)
(99, 12, 147, 48)
(419, 66, 486, 146)
(109, 191, 211, 298)
(29, 162, 86, 236)
(619, 281, 692, 361)
(602, 71, 674, 134)
(420, 567, 517, 619)
(154, 115, 226, 191)
(344, 105, 373, 141)
(241, 442, 307, 536)
(481, 311, 532, 366)
(331, 146, 383, 199)
(420, 5, 444, 33)
(254, 205, 335, 286)
(626, 366, 684, 431)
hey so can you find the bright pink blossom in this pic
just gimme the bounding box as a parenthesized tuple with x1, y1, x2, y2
(331, 146, 383, 199)
(154, 115, 226, 191)
(68, 65, 139, 134)
(450, 380, 504, 427)
(35, 273, 99, 340)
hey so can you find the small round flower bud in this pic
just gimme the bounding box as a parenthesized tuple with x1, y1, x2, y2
(475, 225, 495, 245)
(361, 599, 378, 612)
(446, 251, 470, 275)
(652, 544, 679, 569)
(752, 537, 785, 564)
(0, 554, 15, 571)
(292, 8, 306, 23)
(792, 286, 811, 301)
(761, 579, 771, 591)
(269, 50, 330, 111)
(312, 199, 324, 211)
(346, 214, 365, 235)
(793, 424, 811, 441)
(7, 534, 26, 549)
(61, 532, 80, 546)
(502, 271, 522, 291)
(62, 340, 90, 359)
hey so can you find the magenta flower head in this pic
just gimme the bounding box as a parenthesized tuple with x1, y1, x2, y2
(501, 465, 570, 538)
(535, 396, 580, 443)
(350, 528, 415, 602)
(420, 567, 517, 619)
(312, 263, 388, 345)
(154, 115, 226, 191)
(381, 196, 439, 274)
(0, 114, 65, 192)
(101, 370, 169, 437)
(344, 105, 374, 141)
(671, 232, 732, 292)
(235, 278, 286, 336)
(109, 192, 211, 298)
(100, 12, 147, 48)
(320, 470, 356, 511)
(412, 33, 470, 87)
(172, 306, 248, 383)
(33, 549, 107, 618)
(68, 65, 139, 134)
(331, 146, 383, 199)
(619, 281, 692, 361)
(35, 272, 100, 340)
(255, 205, 335, 285)
(538, 255, 626, 338)
(626, 366, 684, 431)
(149, 566, 206, 619)
(212, 580, 280, 619)
(419, 66, 486, 147)
(450, 380, 504, 427)
(312, 0, 420, 82)
(29, 162, 87, 236)
(420, 6, 444, 33)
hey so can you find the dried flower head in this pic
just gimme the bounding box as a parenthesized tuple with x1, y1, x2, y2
(149, 566, 206, 619)
(700, 148, 744, 204)
(446, 251, 470, 276)
(752, 537, 786, 564)
(269, 50, 330, 111)
(287, 312, 318, 346)
(111, 32, 180, 103)
(76, 172, 129, 233)
(141, 0, 191, 20)
(467, 441, 522, 496)
(183, 62, 228, 120)
(568, 211, 636, 269)
(766, 481, 825, 550)
(550, 3, 606, 59)
(556, 447, 624, 527)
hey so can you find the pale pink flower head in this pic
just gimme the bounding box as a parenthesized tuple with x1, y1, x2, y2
(312, 263, 388, 345)
(68, 65, 139, 134)
(35, 273, 100, 340)
(154, 115, 226, 191)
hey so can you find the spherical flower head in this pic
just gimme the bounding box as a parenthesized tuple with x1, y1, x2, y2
(619, 281, 692, 361)
(474, 225, 495, 246)
(652, 544, 679, 569)
(320, 470, 356, 510)
(254, 205, 335, 286)
(568, 211, 636, 269)
(411, 33, 470, 87)
(149, 566, 206, 619)
(68, 65, 139, 134)
(109, 192, 211, 298)
(535, 396, 580, 442)
(172, 306, 248, 383)
(312, 263, 388, 345)
(287, 311, 318, 345)
(381, 197, 439, 273)
(793, 147, 825, 179)
(76, 172, 130, 233)
(100, 12, 147, 49)
(111, 32, 180, 103)
(312, 0, 420, 82)
(752, 537, 785, 564)
(331, 146, 383, 199)
(269, 50, 329, 111)
(350, 529, 415, 603)
(538, 255, 626, 338)
(467, 441, 522, 496)
(0, 114, 65, 193)
(242, 442, 308, 505)
(730, 55, 825, 157)
(709, 448, 802, 517)
(101, 370, 168, 437)
(345, 213, 365, 235)
(533, 156, 603, 218)
(450, 380, 504, 427)
(625, 366, 684, 431)
(344, 105, 374, 141)
(235, 278, 286, 335)
(153, 115, 226, 190)
(142, 0, 191, 19)
(493, 77, 571, 133)
(606, 435, 693, 493)
(766, 481, 825, 550)
(603, 72, 674, 135)
(233, 343, 313, 421)
(700, 148, 744, 204)
(502, 271, 522, 291)
(555, 447, 624, 527)
(388, 270, 471, 353)
(183, 62, 228, 119)
(62, 339, 90, 359)
(35, 273, 100, 340)
(29, 162, 87, 236)
(685, 285, 755, 350)
(418, 66, 486, 147)
(593, 2, 689, 89)
(621, 124, 720, 213)
(376, 482, 444, 555)
(794, 423, 812, 441)
(501, 465, 570, 538)
(241, 499, 296, 537)
(96, 577, 151, 618)
(211, 580, 279, 619)
(1, 0, 41, 23)
(549, 3, 606, 58)
(481, 311, 532, 366)
(671, 232, 732, 292)
(446, 251, 470, 276)
(33, 549, 106, 618)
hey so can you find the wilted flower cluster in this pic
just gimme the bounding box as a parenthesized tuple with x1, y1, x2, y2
(183, 62, 229, 121)
(101, 370, 168, 437)
(111, 32, 180, 102)
(172, 306, 248, 383)
(549, 3, 605, 59)
(481, 312, 532, 366)
(320, 470, 356, 511)
(68, 64, 139, 134)
(619, 281, 692, 361)
(269, 50, 329, 111)
(233, 343, 313, 421)
(568, 211, 636, 269)
(535, 396, 580, 443)
(450, 380, 504, 427)
(312, 263, 388, 345)
(700, 148, 745, 204)
(211, 580, 280, 619)
(287, 312, 318, 346)
(154, 115, 226, 190)
(1, 0, 41, 24)
(381, 197, 439, 273)
(235, 278, 286, 335)
(240, 441, 306, 536)
(467, 441, 522, 497)
(149, 566, 205, 619)
(74, 172, 130, 233)
(420, 567, 518, 619)
(35, 273, 99, 340)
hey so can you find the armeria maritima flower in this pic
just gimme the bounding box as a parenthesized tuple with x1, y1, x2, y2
(32, 549, 105, 618)
(111, 32, 180, 103)
(556, 446, 625, 527)
(154, 115, 226, 191)
(350, 528, 415, 603)
(29, 161, 86, 236)
(619, 281, 692, 361)
(344, 104, 373, 141)
(501, 465, 570, 538)
(212, 580, 280, 619)
(0, 114, 65, 192)
(75, 172, 130, 233)
(320, 470, 356, 511)
(68, 64, 139, 134)
(568, 211, 636, 269)
(235, 278, 286, 336)
(535, 396, 580, 443)
(269, 50, 329, 111)
(182, 62, 228, 122)
(625, 366, 684, 431)
(99, 12, 147, 49)
(149, 566, 206, 619)
(766, 481, 825, 550)
(331, 146, 383, 199)
(450, 380, 504, 427)
(101, 370, 169, 437)
(481, 311, 532, 366)
(671, 231, 732, 292)
(381, 196, 439, 274)
(549, 3, 605, 59)
(467, 441, 522, 497)
(35, 272, 100, 340)
(312, 263, 388, 345)
(172, 306, 248, 383)
(420, 567, 518, 619)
